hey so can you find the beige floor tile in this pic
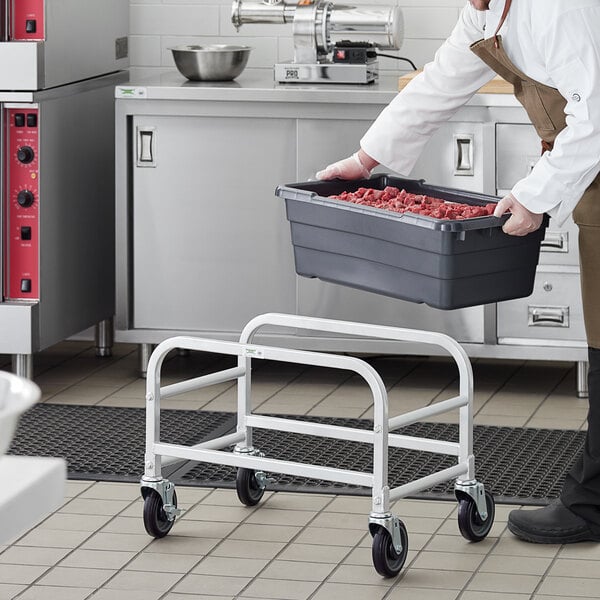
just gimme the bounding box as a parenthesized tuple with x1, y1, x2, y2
(467, 571, 541, 594)
(328, 564, 397, 586)
(410, 550, 485, 572)
(421, 534, 497, 555)
(400, 567, 473, 590)
(548, 558, 600, 578)
(162, 595, 233, 600)
(277, 543, 351, 564)
(39, 512, 112, 532)
(60, 498, 132, 516)
(182, 503, 257, 522)
(309, 581, 390, 600)
(400, 516, 445, 535)
(472, 415, 529, 427)
(262, 492, 332, 512)
(144, 535, 219, 555)
(534, 596, 600, 600)
(0, 564, 48, 585)
(461, 593, 531, 600)
(479, 553, 553, 575)
(78, 482, 142, 501)
(79, 532, 152, 553)
(16, 586, 93, 600)
(0, 584, 26, 600)
(0, 546, 70, 566)
(244, 508, 316, 527)
(192, 556, 268, 577)
(393, 499, 456, 519)
(526, 417, 586, 429)
(537, 576, 600, 597)
(291, 511, 363, 530)
(35, 566, 115, 588)
(59, 549, 136, 570)
(558, 542, 600, 560)
(91, 590, 163, 600)
(228, 523, 302, 543)
(240, 577, 320, 599)
(293, 526, 364, 547)
(103, 570, 183, 592)
(171, 573, 250, 596)
(163, 520, 237, 540)
(125, 552, 199, 574)
(492, 535, 561, 558)
(260, 559, 335, 582)
(64, 480, 95, 498)
(100, 516, 149, 536)
(386, 588, 460, 600)
(323, 495, 372, 515)
(15, 529, 91, 550)
(209, 539, 285, 560)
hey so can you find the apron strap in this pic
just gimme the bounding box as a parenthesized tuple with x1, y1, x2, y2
(494, 0, 513, 48)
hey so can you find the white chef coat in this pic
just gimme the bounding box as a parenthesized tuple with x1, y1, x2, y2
(360, 0, 600, 226)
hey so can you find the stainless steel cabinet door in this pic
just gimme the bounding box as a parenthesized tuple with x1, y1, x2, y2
(131, 115, 297, 333)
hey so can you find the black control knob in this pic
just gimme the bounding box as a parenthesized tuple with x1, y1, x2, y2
(16, 146, 34, 164)
(17, 190, 35, 207)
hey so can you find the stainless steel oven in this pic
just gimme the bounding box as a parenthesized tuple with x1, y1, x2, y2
(0, 0, 128, 90)
(1, 0, 128, 377)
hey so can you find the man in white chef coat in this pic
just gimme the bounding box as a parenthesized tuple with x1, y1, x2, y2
(317, 0, 600, 545)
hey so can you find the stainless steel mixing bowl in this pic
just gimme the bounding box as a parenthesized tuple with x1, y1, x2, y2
(170, 44, 252, 81)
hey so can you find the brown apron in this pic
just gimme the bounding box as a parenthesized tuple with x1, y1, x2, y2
(471, 0, 600, 348)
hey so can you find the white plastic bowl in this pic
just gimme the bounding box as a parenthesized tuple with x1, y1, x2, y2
(0, 371, 40, 457)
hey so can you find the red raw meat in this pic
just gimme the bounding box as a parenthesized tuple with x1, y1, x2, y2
(328, 186, 497, 221)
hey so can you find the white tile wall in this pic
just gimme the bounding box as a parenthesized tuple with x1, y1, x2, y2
(129, 0, 468, 78)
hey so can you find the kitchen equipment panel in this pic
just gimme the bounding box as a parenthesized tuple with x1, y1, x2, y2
(497, 268, 586, 342)
(127, 114, 297, 333)
(0, 0, 128, 90)
(0, 72, 127, 368)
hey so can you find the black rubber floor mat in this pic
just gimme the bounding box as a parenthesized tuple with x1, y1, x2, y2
(8, 404, 236, 482)
(169, 416, 584, 505)
(8, 406, 584, 505)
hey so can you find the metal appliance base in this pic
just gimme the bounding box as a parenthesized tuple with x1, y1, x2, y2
(274, 61, 378, 84)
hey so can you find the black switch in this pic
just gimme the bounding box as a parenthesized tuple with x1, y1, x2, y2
(20, 278, 32, 293)
(20, 226, 32, 240)
(25, 19, 36, 34)
(26, 113, 37, 127)
(14, 113, 25, 127)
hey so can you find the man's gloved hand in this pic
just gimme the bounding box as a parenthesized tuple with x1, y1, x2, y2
(493, 193, 544, 236)
(316, 151, 373, 181)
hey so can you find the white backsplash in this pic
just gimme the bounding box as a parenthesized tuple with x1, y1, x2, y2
(129, 0, 468, 78)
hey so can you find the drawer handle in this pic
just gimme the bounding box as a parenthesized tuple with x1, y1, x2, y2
(540, 231, 568, 253)
(528, 306, 569, 327)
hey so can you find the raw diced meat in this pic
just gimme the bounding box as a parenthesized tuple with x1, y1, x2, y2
(328, 186, 497, 221)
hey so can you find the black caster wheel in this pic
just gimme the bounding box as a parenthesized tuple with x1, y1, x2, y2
(143, 489, 177, 538)
(371, 522, 408, 578)
(458, 490, 495, 542)
(236, 468, 265, 506)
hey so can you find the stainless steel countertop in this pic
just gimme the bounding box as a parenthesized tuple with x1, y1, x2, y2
(115, 68, 521, 108)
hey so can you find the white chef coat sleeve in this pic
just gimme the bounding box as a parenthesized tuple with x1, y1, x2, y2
(360, 5, 495, 176)
(510, 7, 600, 226)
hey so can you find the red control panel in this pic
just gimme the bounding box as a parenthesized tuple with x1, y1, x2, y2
(11, 0, 45, 41)
(4, 107, 40, 300)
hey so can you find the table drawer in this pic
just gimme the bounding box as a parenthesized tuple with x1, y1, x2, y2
(497, 269, 586, 342)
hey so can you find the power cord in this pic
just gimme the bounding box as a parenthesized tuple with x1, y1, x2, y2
(376, 53, 418, 71)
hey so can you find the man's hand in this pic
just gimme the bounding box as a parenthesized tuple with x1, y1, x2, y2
(316, 150, 378, 181)
(493, 193, 544, 236)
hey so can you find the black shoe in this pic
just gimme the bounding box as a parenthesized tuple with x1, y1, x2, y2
(508, 499, 600, 544)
